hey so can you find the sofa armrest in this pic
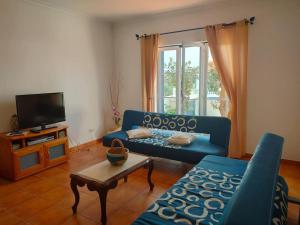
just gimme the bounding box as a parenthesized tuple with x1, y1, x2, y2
(221, 133, 284, 225)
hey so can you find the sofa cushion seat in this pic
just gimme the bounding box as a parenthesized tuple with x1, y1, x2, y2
(103, 131, 227, 164)
(103, 130, 128, 143)
(132, 133, 287, 225)
(133, 156, 248, 225)
(199, 155, 248, 175)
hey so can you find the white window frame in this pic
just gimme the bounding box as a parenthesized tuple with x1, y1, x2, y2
(157, 46, 181, 114)
(157, 42, 209, 116)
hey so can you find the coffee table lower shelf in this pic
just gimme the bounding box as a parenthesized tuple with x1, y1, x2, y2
(70, 155, 154, 225)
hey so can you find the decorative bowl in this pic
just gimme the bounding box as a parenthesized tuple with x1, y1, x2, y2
(106, 139, 129, 166)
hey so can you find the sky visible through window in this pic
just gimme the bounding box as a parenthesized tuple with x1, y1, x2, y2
(163, 50, 176, 67)
(163, 46, 213, 66)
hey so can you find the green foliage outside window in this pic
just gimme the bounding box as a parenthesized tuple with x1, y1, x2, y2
(207, 61, 221, 95)
(163, 57, 221, 115)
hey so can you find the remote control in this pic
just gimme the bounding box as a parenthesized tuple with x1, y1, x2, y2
(31, 130, 41, 133)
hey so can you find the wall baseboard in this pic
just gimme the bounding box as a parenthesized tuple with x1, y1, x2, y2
(244, 153, 300, 165)
(69, 142, 300, 165)
(69, 138, 103, 152)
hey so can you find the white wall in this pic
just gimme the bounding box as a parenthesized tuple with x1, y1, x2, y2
(112, 0, 300, 161)
(0, 0, 113, 146)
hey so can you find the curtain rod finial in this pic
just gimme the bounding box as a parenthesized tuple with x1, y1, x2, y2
(135, 34, 140, 40)
(249, 16, 255, 24)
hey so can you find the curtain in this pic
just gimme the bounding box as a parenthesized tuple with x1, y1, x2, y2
(205, 20, 248, 158)
(140, 34, 159, 112)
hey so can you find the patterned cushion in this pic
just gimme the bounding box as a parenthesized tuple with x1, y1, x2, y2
(128, 129, 209, 149)
(127, 128, 152, 139)
(142, 113, 198, 132)
(129, 128, 182, 149)
(272, 176, 288, 225)
(133, 165, 243, 225)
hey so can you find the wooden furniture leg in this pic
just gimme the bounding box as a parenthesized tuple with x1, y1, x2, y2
(87, 180, 118, 225)
(70, 175, 85, 214)
(98, 189, 108, 225)
(147, 159, 154, 191)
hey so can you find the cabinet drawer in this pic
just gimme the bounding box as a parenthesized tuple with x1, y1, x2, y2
(13, 145, 44, 178)
(44, 137, 69, 167)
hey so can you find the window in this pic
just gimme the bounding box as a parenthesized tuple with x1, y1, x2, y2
(158, 42, 225, 116)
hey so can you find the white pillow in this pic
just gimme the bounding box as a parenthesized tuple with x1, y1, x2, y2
(126, 128, 152, 139)
(167, 133, 196, 145)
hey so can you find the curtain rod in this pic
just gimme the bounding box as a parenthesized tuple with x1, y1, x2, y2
(135, 16, 255, 40)
(159, 41, 208, 48)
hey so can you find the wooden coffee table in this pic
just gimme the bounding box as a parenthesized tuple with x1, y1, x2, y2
(70, 153, 154, 225)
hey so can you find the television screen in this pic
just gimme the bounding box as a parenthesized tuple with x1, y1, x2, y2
(16, 92, 66, 129)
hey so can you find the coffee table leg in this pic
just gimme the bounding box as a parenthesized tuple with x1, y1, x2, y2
(97, 189, 108, 225)
(147, 159, 154, 191)
(94, 181, 118, 225)
(70, 178, 80, 214)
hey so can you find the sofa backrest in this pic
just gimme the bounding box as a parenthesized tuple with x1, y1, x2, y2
(121, 110, 231, 150)
(221, 133, 284, 225)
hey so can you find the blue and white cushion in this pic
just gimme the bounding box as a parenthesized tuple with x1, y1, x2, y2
(133, 165, 242, 225)
(142, 113, 198, 132)
(272, 176, 288, 225)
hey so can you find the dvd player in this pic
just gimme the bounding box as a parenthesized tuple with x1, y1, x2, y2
(27, 136, 55, 146)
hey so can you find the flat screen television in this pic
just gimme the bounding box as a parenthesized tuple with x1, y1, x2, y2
(16, 92, 66, 130)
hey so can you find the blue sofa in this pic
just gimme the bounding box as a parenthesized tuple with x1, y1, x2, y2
(103, 110, 231, 164)
(132, 133, 288, 225)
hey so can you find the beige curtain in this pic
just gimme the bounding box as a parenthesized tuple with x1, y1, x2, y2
(140, 34, 159, 112)
(205, 20, 248, 158)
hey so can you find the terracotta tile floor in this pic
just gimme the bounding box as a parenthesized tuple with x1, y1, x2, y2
(0, 143, 299, 225)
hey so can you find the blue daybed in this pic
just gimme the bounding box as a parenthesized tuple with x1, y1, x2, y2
(103, 110, 231, 164)
(132, 133, 288, 225)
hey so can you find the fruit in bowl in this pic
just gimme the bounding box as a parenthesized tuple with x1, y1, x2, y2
(106, 139, 129, 165)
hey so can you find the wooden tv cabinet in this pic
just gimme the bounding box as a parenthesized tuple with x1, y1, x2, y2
(0, 125, 69, 181)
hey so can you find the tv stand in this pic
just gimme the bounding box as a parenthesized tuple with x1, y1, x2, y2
(0, 125, 69, 181)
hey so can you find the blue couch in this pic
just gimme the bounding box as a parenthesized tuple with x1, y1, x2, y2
(132, 133, 288, 225)
(103, 110, 231, 164)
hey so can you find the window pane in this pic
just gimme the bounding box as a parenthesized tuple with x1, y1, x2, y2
(159, 45, 227, 117)
(164, 97, 176, 114)
(182, 47, 200, 115)
(161, 50, 177, 113)
(207, 48, 222, 116)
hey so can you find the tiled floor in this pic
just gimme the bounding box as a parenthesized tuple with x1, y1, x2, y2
(0, 143, 299, 225)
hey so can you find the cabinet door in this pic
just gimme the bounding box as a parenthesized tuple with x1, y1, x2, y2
(13, 145, 44, 178)
(44, 137, 69, 167)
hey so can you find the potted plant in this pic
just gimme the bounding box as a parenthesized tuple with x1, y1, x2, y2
(110, 73, 121, 130)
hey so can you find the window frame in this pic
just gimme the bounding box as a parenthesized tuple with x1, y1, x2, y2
(157, 46, 181, 114)
(157, 42, 209, 116)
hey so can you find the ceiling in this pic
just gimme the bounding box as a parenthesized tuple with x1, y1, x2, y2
(28, 0, 230, 21)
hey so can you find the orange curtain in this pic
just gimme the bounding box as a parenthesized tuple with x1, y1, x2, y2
(140, 34, 159, 112)
(205, 20, 248, 158)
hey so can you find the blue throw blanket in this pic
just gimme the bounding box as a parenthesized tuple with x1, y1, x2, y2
(128, 128, 210, 150)
(133, 165, 242, 225)
(272, 176, 288, 225)
(128, 129, 183, 149)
